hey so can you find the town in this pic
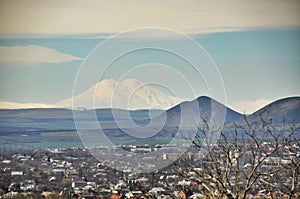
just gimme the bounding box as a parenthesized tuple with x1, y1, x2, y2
(0, 140, 299, 199)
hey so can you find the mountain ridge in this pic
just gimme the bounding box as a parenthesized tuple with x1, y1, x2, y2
(245, 96, 300, 124)
(1, 96, 299, 125)
(1, 96, 299, 119)
(0, 96, 299, 147)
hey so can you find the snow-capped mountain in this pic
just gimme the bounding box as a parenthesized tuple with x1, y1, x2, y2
(56, 78, 184, 110)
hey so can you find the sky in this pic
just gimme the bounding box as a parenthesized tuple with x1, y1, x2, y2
(0, 0, 299, 113)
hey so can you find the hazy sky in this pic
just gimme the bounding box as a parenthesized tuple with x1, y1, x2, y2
(0, 0, 299, 113)
(1, 0, 300, 35)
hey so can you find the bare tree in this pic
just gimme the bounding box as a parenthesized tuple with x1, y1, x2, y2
(257, 122, 300, 199)
(172, 116, 299, 199)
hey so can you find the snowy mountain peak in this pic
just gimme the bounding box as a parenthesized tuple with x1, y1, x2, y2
(96, 78, 117, 88)
(56, 78, 184, 110)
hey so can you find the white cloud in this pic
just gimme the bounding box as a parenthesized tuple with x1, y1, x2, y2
(0, 45, 82, 63)
(0, 0, 299, 35)
(0, 101, 57, 109)
(230, 99, 272, 114)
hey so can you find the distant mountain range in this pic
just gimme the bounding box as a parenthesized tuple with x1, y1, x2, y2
(0, 78, 289, 116)
(0, 79, 184, 110)
(0, 96, 299, 147)
(247, 96, 300, 124)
